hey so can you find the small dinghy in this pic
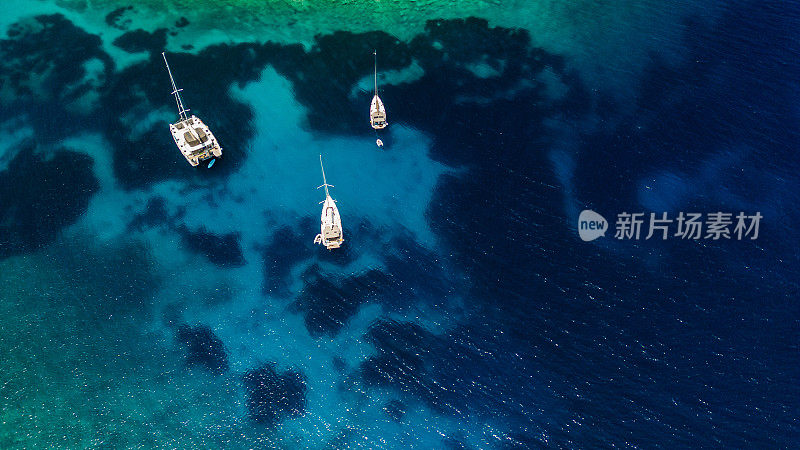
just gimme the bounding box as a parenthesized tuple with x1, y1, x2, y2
(207, 159, 216, 168)
(376, 138, 384, 148)
(162, 52, 222, 167)
(313, 155, 344, 250)
(369, 50, 388, 130)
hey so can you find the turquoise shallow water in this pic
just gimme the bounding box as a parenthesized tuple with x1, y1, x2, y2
(1, 1, 799, 448)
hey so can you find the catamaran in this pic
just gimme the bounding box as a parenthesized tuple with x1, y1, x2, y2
(313, 155, 344, 250)
(369, 50, 388, 131)
(162, 52, 222, 167)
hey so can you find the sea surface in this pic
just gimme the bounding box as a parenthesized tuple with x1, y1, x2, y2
(0, 0, 798, 448)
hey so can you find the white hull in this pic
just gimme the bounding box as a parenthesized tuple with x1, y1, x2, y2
(314, 195, 344, 249)
(370, 95, 387, 130)
(169, 115, 222, 166)
(314, 154, 343, 249)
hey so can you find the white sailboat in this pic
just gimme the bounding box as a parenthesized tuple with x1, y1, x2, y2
(162, 52, 222, 167)
(369, 50, 388, 131)
(313, 155, 344, 250)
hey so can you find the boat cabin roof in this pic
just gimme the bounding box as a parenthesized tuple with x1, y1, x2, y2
(324, 225, 341, 239)
(171, 115, 216, 151)
(183, 128, 209, 147)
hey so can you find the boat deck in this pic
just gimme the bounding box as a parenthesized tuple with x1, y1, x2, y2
(169, 115, 222, 166)
(370, 95, 387, 129)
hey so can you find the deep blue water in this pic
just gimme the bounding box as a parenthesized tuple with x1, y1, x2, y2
(0, 1, 798, 448)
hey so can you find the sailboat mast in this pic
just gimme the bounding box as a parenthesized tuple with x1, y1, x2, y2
(162, 52, 189, 121)
(319, 155, 331, 198)
(373, 50, 378, 96)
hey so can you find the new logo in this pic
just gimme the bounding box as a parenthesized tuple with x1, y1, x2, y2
(578, 210, 607, 241)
